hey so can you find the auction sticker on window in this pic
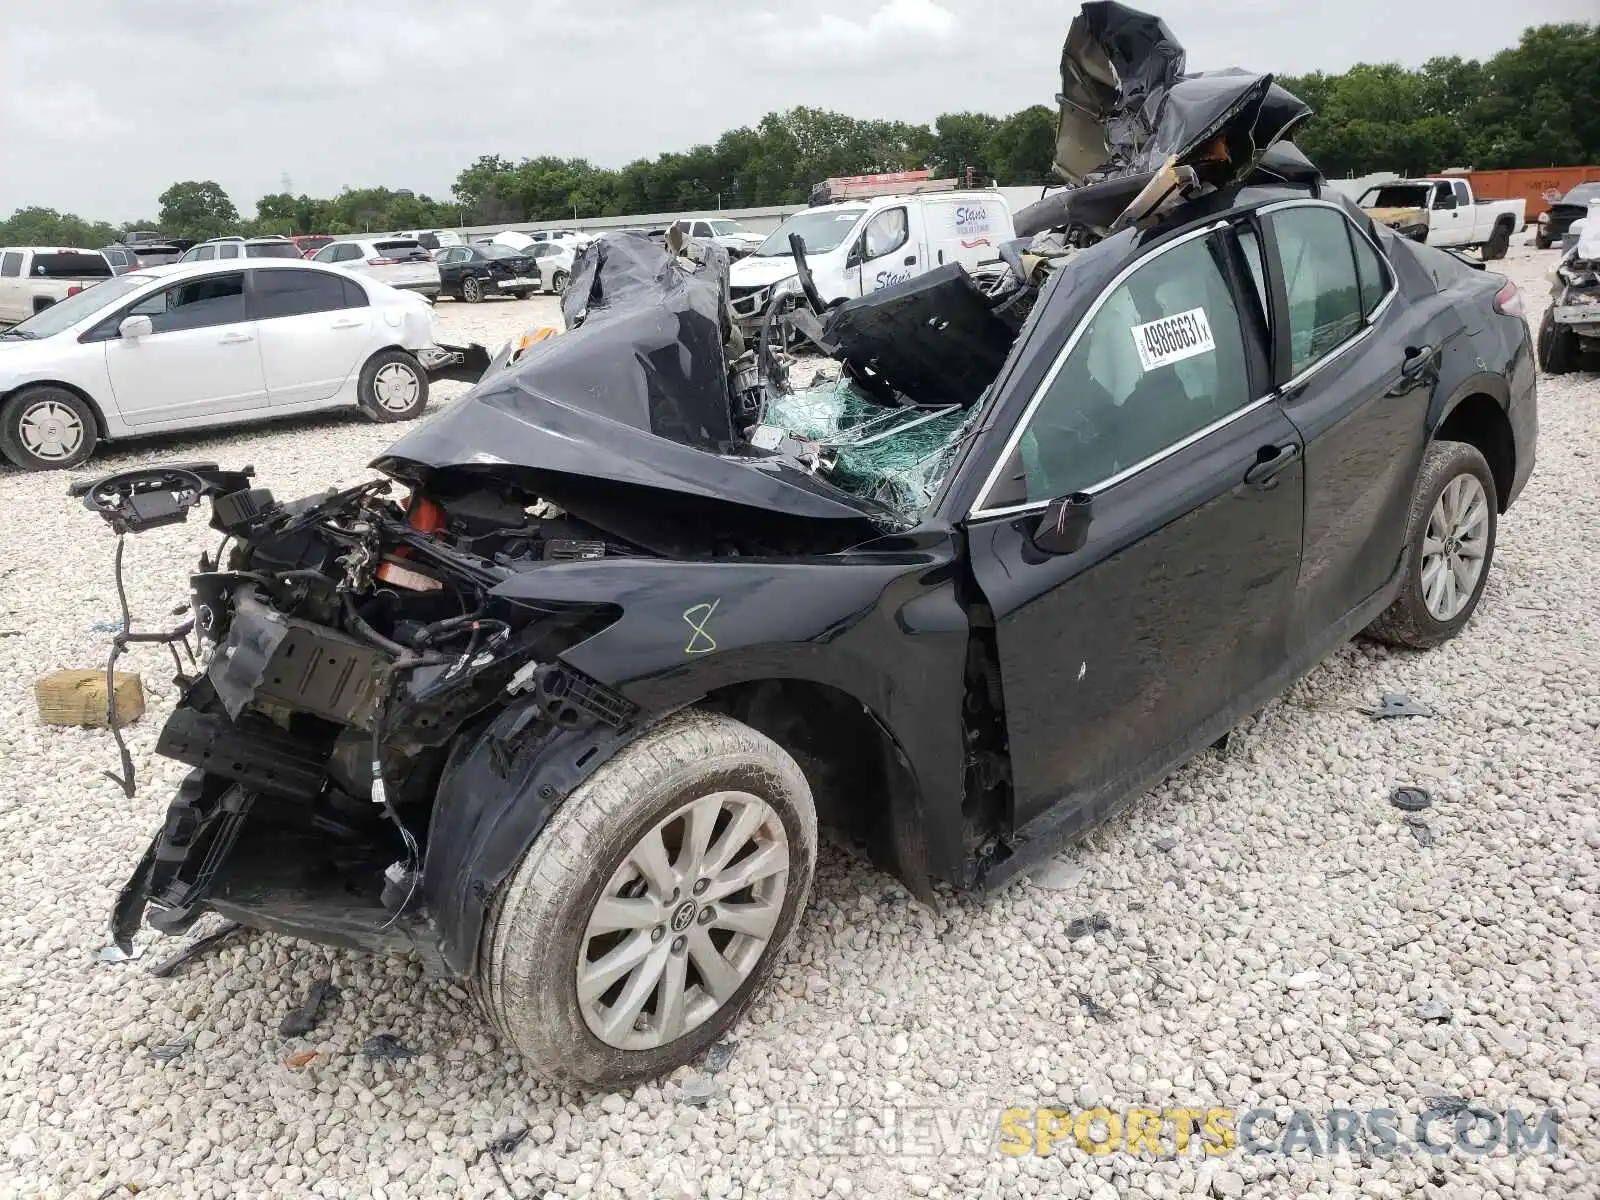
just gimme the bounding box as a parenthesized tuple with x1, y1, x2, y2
(1131, 307, 1216, 372)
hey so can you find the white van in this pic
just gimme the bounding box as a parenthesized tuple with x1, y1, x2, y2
(727, 190, 1014, 331)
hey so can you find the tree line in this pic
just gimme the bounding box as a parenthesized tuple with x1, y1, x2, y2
(2, 21, 1592, 247)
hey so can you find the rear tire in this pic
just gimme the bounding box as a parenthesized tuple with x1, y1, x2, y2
(356, 350, 428, 422)
(1535, 230, 1553, 251)
(1481, 223, 1510, 261)
(474, 710, 817, 1087)
(1365, 440, 1497, 650)
(461, 276, 484, 304)
(1537, 309, 1577, 374)
(0, 385, 98, 470)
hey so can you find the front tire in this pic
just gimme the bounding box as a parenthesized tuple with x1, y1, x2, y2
(0, 386, 98, 470)
(474, 710, 817, 1087)
(1365, 440, 1497, 650)
(552, 270, 570, 298)
(356, 350, 428, 422)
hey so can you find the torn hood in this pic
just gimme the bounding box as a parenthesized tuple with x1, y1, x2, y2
(1053, 2, 1312, 188)
(375, 233, 896, 524)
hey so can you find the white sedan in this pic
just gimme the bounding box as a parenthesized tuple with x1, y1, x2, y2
(0, 259, 442, 470)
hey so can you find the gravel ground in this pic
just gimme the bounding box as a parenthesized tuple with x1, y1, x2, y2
(0, 246, 1596, 1200)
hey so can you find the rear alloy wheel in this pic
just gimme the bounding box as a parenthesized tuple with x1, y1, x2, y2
(474, 710, 817, 1086)
(356, 350, 429, 423)
(552, 270, 569, 298)
(0, 386, 98, 470)
(462, 276, 484, 304)
(1366, 439, 1497, 649)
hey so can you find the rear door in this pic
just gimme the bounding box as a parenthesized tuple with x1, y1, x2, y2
(99, 270, 268, 425)
(248, 269, 372, 406)
(966, 224, 1304, 843)
(0, 251, 24, 322)
(1250, 200, 1447, 644)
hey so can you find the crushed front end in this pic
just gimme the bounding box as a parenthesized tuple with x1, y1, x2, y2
(90, 464, 631, 973)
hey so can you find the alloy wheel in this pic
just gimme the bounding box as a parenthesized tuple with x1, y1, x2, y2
(576, 791, 790, 1050)
(373, 362, 420, 413)
(463, 277, 481, 303)
(1420, 473, 1489, 621)
(17, 400, 85, 462)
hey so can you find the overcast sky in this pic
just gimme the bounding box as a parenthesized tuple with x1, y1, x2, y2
(4, 0, 1594, 223)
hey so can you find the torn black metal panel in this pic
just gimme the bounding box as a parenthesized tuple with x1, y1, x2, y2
(1050, 2, 1313, 198)
(1055, 2, 1186, 184)
(819, 264, 1015, 408)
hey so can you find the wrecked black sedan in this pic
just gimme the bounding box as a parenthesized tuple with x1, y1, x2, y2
(83, 4, 1535, 1087)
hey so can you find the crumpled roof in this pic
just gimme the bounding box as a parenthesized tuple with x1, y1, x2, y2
(1053, 1, 1312, 188)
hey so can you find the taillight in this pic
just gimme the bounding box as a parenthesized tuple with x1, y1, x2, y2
(1493, 280, 1524, 318)
(367, 257, 400, 266)
(67, 286, 83, 297)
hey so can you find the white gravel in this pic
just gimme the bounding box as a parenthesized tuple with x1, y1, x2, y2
(1, 249, 1596, 1200)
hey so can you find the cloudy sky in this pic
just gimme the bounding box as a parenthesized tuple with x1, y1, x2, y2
(4, 0, 1594, 223)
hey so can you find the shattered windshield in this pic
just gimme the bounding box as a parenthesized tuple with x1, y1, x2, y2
(753, 208, 865, 257)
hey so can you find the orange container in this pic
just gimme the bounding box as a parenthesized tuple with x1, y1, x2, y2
(1443, 166, 1600, 219)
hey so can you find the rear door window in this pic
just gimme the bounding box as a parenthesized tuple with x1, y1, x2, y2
(1452, 181, 1470, 207)
(129, 272, 247, 333)
(218, 243, 241, 260)
(247, 242, 302, 259)
(1266, 206, 1365, 377)
(249, 269, 362, 319)
(32, 253, 113, 278)
(0, 252, 21, 277)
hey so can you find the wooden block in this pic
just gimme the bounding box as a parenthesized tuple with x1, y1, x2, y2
(35, 669, 145, 729)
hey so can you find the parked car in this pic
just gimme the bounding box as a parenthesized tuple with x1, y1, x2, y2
(0, 247, 113, 325)
(291, 235, 335, 259)
(727, 186, 1013, 334)
(120, 231, 170, 248)
(1536, 182, 1600, 250)
(528, 242, 576, 295)
(100, 245, 144, 275)
(1537, 203, 1600, 372)
(393, 229, 464, 252)
(667, 217, 765, 259)
(1358, 178, 1525, 260)
(434, 243, 539, 302)
(492, 228, 591, 255)
(0, 260, 447, 469)
(310, 237, 441, 298)
(178, 237, 304, 263)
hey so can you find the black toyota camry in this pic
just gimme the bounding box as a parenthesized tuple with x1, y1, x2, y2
(78, 1, 1535, 1087)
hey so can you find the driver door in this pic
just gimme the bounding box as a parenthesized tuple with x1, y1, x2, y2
(965, 226, 1305, 845)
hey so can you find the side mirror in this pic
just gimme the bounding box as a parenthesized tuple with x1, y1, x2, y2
(1031, 492, 1094, 556)
(119, 315, 154, 340)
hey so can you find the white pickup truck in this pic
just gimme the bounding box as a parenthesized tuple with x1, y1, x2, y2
(0, 247, 114, 326)
(1357, 178, 1525, 261)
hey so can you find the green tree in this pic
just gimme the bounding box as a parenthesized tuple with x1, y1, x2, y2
(0, 206, 120, 247)
(157, 180, 240, 240)
(986, 107, 1058, 185)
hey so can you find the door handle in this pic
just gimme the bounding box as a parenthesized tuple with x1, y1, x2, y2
(1400, 345, 1436, 378)
(1244, 442, 1300, 489)
(219, 332, 254, 344)
(903, 255, 916, 265)
(331, 318, 363, 328)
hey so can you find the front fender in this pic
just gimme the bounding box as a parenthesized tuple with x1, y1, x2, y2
(424, 539, 974, 973)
